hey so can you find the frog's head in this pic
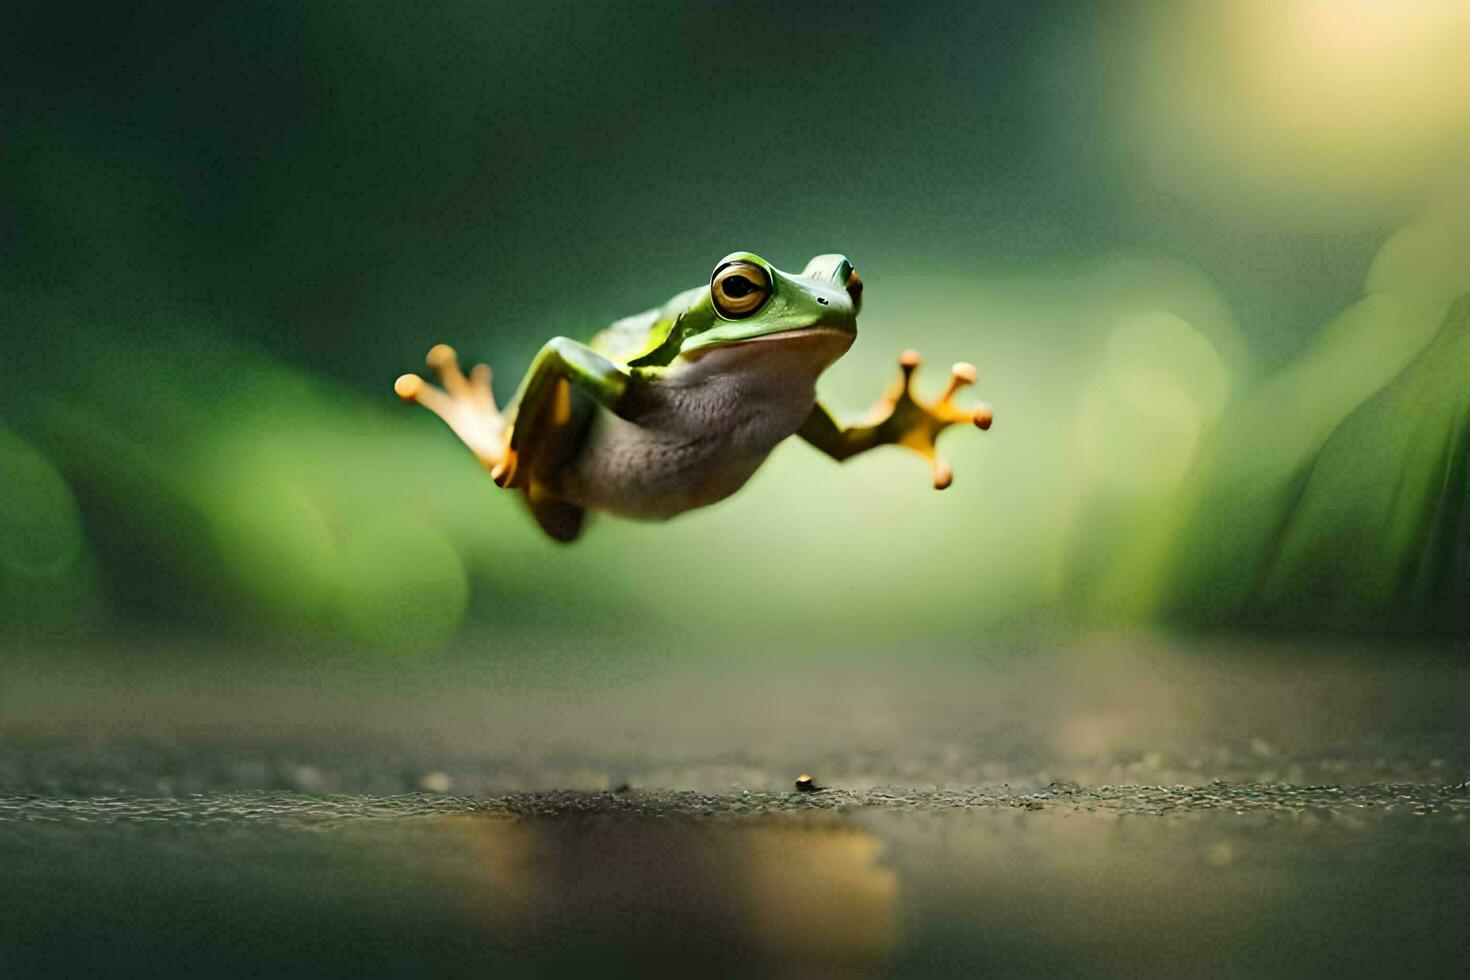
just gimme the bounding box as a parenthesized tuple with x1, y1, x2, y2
(672, 251, 862, 363)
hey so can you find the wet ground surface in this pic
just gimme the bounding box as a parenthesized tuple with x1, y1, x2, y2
(3, 635, 1469, 976)
(5, 779, 1470, 823)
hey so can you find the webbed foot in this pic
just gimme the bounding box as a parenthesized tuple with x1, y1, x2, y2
(395, 344, 510, 475)
(871, 350, 993, 489)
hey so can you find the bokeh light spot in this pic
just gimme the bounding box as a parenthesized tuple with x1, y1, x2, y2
(1076, 312, 1230, 492)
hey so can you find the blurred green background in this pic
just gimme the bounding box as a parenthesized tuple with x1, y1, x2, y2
(3, 0, 1469, 655)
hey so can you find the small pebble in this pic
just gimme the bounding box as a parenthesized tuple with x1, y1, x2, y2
(418, 771, 453, 794)
(795, 774, 821, 793)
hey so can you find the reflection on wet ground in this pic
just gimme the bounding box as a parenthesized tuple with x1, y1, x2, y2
(3, 793, 1467, 976)
(1, 801, 901, 976)
(2, 637, 1469, 975)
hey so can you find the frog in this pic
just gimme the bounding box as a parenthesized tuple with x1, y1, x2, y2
(394, 251, 992, 542)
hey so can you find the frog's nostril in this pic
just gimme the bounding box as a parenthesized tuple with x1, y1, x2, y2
(817, 297, 829, 306)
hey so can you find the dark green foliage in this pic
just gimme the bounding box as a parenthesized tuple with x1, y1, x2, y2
(1254, 296, 1470, 629)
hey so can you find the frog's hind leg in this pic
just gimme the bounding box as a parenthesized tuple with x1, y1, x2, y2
(395, 344, 508, 473)
(524, 483, 586, 543)
(510, 381, 597, 542)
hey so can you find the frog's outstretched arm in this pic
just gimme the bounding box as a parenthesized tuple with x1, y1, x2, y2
(395, 338, 629, 490)
(395, 344, 506, 469)
(798, 350, 992, 489)
(497, 337, 629, 489)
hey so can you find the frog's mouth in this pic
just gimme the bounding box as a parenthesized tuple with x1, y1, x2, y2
(743, 325, 854, 344)
(682, 324, 855, 359)
(679, 326, 858, 367)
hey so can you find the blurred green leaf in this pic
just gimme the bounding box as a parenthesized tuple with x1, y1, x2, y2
(1255, 295, 1470, 629)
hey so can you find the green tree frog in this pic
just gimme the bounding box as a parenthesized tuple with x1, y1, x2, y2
(395, 252, 992, 541)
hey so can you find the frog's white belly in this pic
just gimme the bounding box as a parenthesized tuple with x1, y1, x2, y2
(561, 336, 843, 520)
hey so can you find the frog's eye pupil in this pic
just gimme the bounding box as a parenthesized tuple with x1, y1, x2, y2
(711, 259, 771, 318)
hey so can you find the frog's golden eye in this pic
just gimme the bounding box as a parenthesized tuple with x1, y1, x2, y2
(711, 260, 772, 319)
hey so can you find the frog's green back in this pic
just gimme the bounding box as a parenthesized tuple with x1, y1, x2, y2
(589, 286, 704, 364)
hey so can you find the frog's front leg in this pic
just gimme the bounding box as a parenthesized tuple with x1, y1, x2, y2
(397, 338, 629, 490)
(496, 336, 630, 490)
(798, 350, 993, 489)
(395, 344, 507, 470)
